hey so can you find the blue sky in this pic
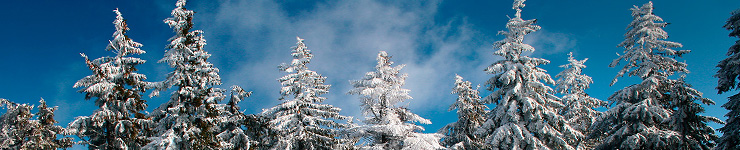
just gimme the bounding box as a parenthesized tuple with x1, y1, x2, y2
(1, 0, 739, 145)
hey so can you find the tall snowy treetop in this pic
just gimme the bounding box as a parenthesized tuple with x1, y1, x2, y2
(158, 0, 207, 69)
(166, 0, 194, 34)
(68, 9, 152, 149)
(563, 52, 587, 71)
(263, 37, 351, 150)
(176, 0, 186, 8)
(144, 0, 225, 148)
(292, 36, 312, 61)
(631, 1, 654, 17)
(453, 75, 468, 94)
(555, 52, 591, 94)
(73, 9, 149, 101)
(279, 36, 313, 73)
(377, 51, 394, 68)
(450, 74, 484, 111)
(275, 37, 330, 102)
(108, 9, 145, 56)
(348, 51, 442, 149)
(610, 1, 689, 85)
(152, 0, 220, 95)
(491, 0, 540, 61)
(374, 51, 408, 87)
(349, 51, 413, 119)
(159, 0, 208, 70)
(513, 0, 526, 18)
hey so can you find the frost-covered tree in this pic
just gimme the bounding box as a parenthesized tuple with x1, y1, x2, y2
(67, 9, 153, 150)
(554, 52, 605, 149)
(0, 98, 74, 150)
(145, 0, 226, 149)
(32, 99, 76, 149)
(438, 75, 488, 150)
(716, 8, 740, 150)
(476, 0, 580, 149)
(593, 2, 721, 150)
(216, 86, 256, 150)
(607, 1, 690, 86)
(0, 99, 35, 150)
(261, 37, 353, 150)
(0, 99, 34, 149)
(348, 51, 444, 150)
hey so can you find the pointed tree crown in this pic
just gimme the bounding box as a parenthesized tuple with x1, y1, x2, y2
(276, 37, 330, 103)
(261, 37, 352, 150)
(279, 37, 313, 73)
(450, 75, 485, 113)
(68, 9, 152, 150)
(109, 9, 145, 57)
(350, 51, 414, 120)
(144, 0, 226, 149)
(153, 0, 220, 96)
(555, 52, 591, 95)
(439, 75, 488, 149)
(610, 1, 689, 85)
(348, 51, 442, 150)
(478, 0, 580, 149)
(492, 0, 540, 61)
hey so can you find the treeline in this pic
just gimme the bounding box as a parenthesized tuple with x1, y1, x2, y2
(1, 0, 739, 150)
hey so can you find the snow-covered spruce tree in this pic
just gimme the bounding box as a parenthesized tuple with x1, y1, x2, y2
(216, 86, 256, 150)
(348, 51, 444, 150)
(144, 0, 226, 149)
(0, 98, 74, 149)
(261, 37, 353, 150)
(593, 2, 721, 150)
(438, 75, 488, 150)
(30, 99, 76, 149)
(716, 8, 740, 150)
(67, 9, 153, 150)
(476, 0, 580, 149)
(554, 52, 605, 149)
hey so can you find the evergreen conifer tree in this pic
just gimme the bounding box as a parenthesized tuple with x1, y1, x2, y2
(216, 86, 256, 150)
(554, 52, 605, 149)
(67, 9, 153, 150)
(715, 7, 740, 150)
(476, 0, 580, 149)
(145, 0, 226, 149)
(593, 2, 721, 149)
(438, 75, 488, 150)
(261, 37, 353, 150)
(348, 51, 444, 150)
(0, 98, 74, 149)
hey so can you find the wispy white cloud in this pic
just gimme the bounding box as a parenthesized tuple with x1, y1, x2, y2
(188, 0, 503, 127)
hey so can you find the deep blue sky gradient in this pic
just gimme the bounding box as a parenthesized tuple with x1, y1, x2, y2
(1, 1, 739, 146)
